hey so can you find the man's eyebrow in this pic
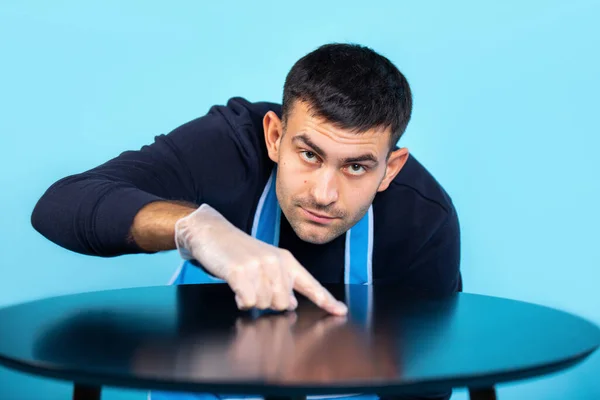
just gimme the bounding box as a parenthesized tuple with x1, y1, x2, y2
(292, 134, 379, 165)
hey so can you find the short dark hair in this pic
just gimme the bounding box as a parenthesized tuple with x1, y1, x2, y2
(282, 43, 413, 150)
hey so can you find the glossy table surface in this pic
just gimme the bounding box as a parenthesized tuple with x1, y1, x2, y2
(0, 284, 598, 397)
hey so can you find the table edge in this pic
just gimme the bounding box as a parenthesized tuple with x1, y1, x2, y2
(0, 345, 597, 396)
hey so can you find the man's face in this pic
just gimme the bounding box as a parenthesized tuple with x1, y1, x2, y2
(264, 101, 409, 244)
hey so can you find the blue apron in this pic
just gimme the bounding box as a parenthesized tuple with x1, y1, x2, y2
(150, 167, 377, 400)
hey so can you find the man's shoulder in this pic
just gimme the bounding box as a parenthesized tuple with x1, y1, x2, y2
(205, 96, 282, 128)
(170, 96, 281, 142)
(372, 154, 460, 289)
(162, 97, 280, 232)
(373, 154, 457, 236)
(388, 154, 455, 214)
(174, 95, 280, 169)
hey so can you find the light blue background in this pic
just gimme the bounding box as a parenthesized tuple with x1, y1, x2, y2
(1, 1, 599, 399)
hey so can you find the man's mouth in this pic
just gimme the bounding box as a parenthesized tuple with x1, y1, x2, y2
(300, 207, 338, 224)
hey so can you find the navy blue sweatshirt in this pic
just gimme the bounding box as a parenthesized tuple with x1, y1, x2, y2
(31, 97, 461, 295)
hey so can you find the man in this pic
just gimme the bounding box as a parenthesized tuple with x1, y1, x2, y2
(31, 43, 460, 400)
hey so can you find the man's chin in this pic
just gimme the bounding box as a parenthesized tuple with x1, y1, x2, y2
(298, 234, 333, 245)
(292, 223, 344, 245)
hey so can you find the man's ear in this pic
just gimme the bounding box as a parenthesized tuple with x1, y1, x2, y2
(377, 147, 410, 192)
(263, 111, 283, 163)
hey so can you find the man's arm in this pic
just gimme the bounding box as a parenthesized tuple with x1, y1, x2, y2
(30, 99, 348, 315)
(31, 102, 252, 257)
(129, 201, 197, 252)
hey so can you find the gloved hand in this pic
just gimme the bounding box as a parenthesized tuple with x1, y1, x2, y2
(174, 204, 348, 315)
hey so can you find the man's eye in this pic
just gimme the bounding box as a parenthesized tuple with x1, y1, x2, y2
(347, 164, 367, 175)
(301, 151, 319, 163)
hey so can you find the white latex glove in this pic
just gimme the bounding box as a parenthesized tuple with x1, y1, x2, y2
(174, 204, 348, 315)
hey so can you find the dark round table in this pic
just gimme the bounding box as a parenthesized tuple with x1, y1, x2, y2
(0, 284, 598, 400)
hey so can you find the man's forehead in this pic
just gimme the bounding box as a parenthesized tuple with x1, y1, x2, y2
(286, 101, 391, 143)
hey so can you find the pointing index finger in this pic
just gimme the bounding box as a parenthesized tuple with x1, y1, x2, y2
(291, 264, 348, 315)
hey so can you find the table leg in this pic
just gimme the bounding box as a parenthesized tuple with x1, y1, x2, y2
(72, 383, 101, 400)
(468, 387, 497, 400)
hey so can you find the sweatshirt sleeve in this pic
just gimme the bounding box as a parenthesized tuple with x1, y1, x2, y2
(31, 99, 259, 257)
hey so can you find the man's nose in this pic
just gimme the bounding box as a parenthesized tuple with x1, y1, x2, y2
(310, 168, 339, 207)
